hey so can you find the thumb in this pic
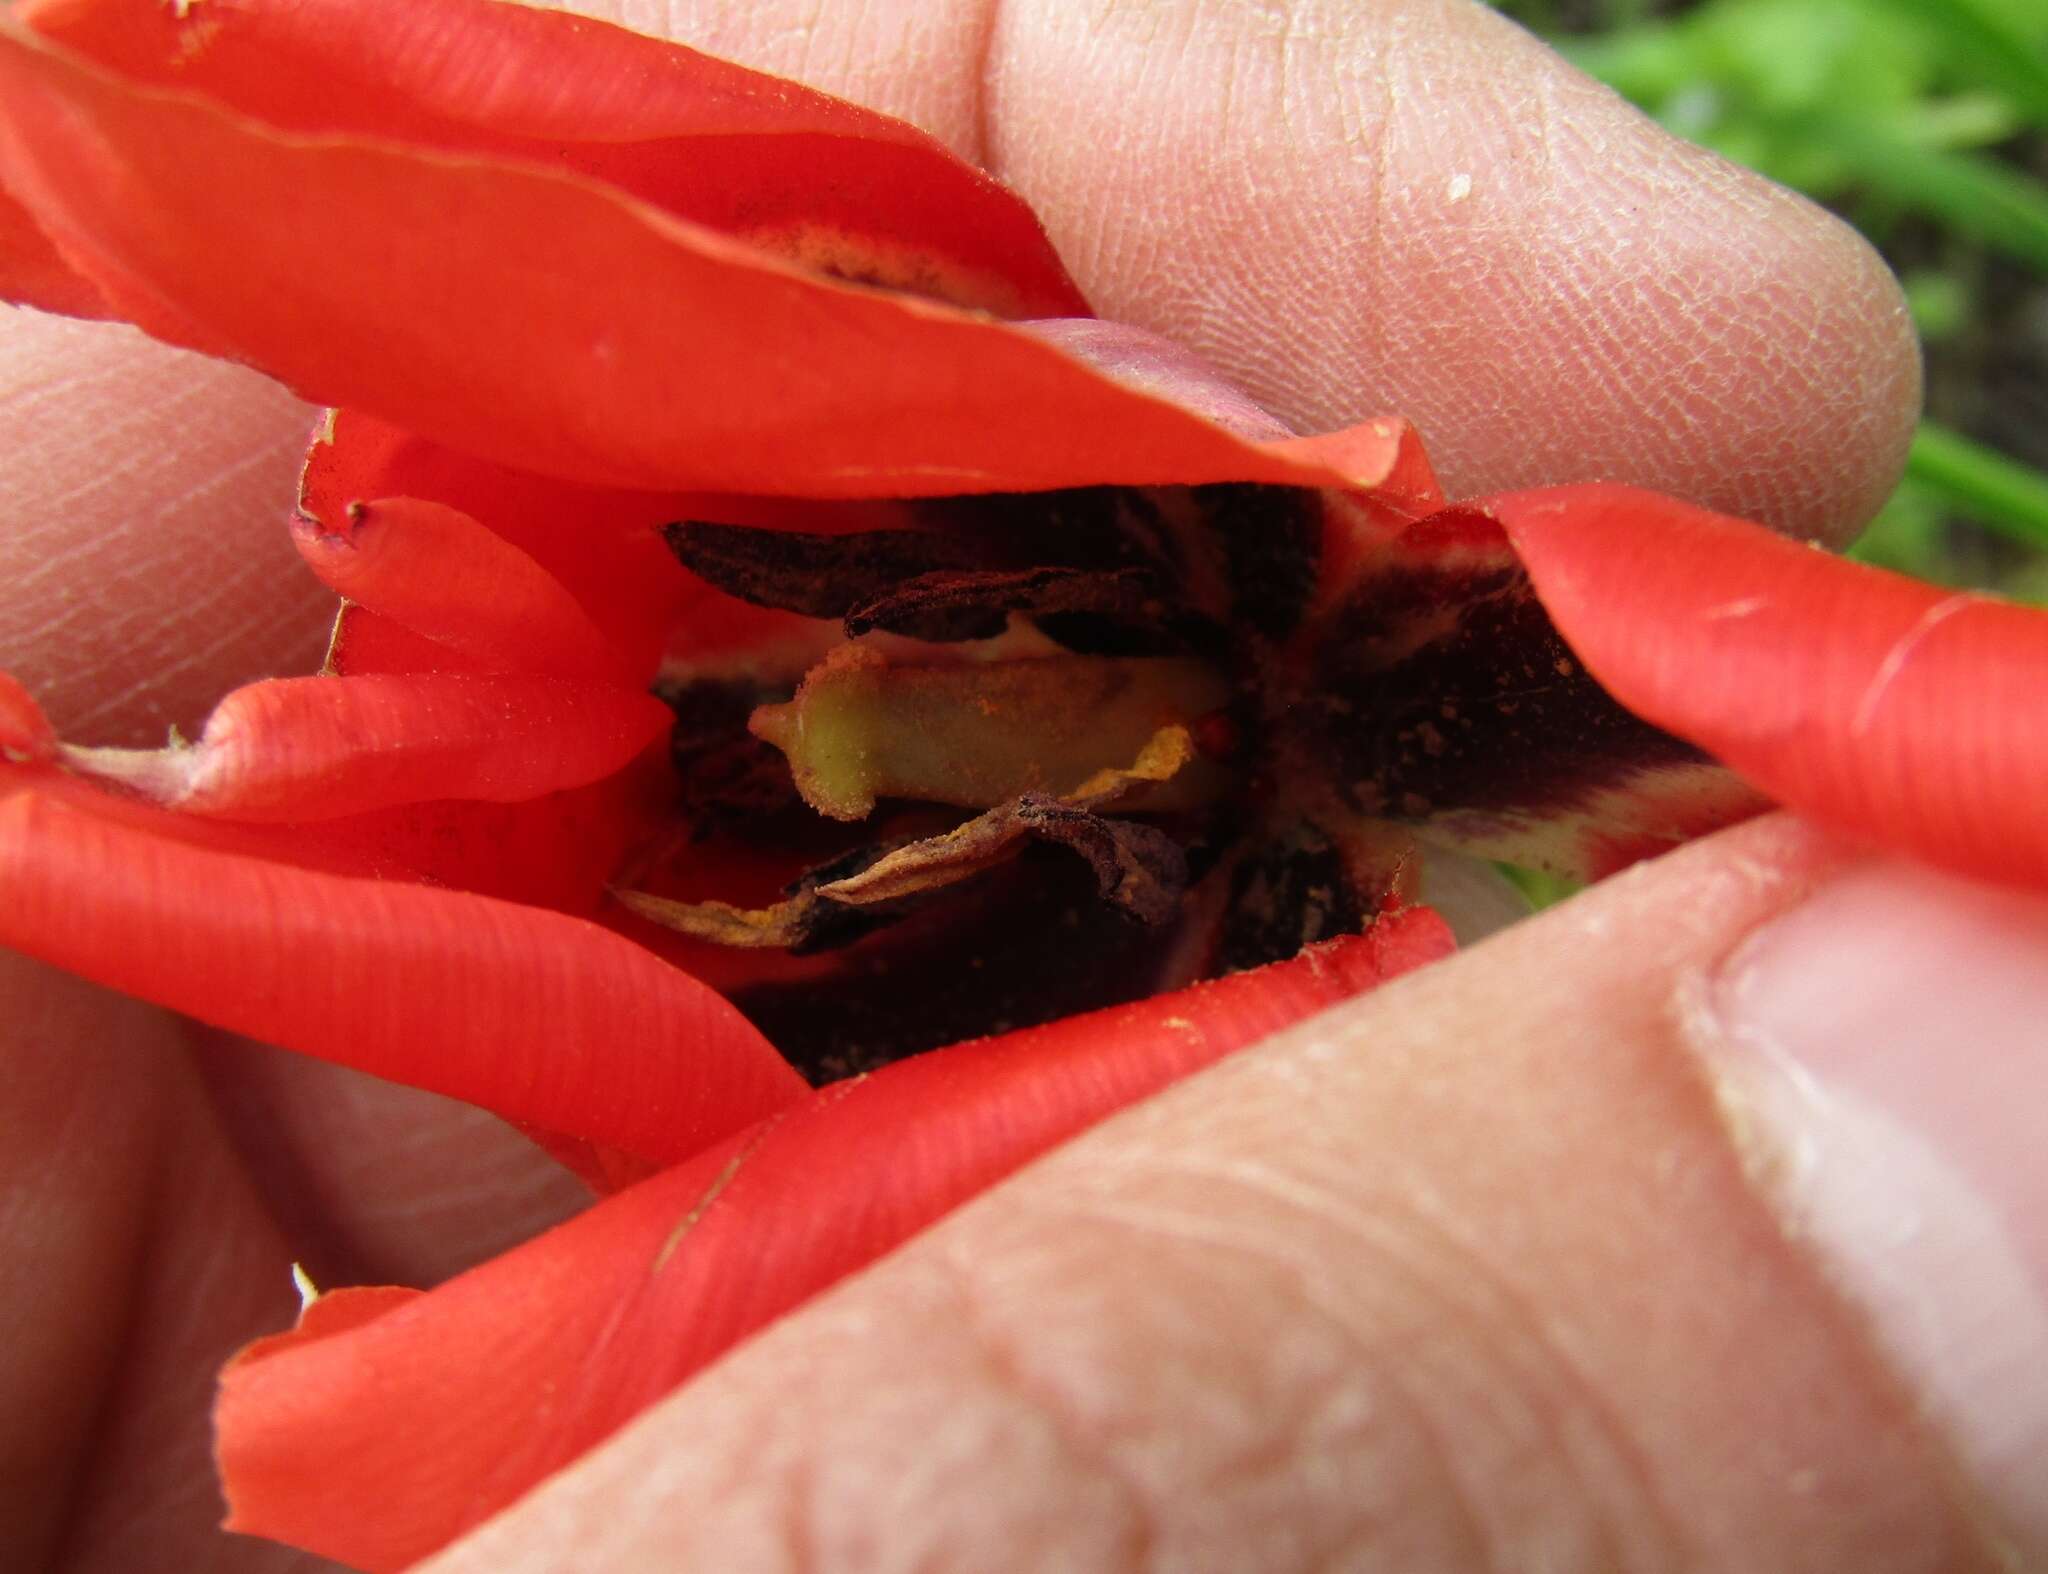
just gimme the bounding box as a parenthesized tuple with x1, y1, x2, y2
(421, 813, 2032, 1571)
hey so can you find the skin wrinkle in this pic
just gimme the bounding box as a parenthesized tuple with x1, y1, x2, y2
(927, 1207, 1480, 1572)
(987, 1194, 1528, 1571)
(1367, 1201, 1687, 1574)
(1081, 1173, 1651, 1569)
(921, 1058, 1638, 1566)
(965, 0, 999, 176)
(1063, 1, 1906, 535)
(786, 1269, 1145, 1571)
(775, 1445, 820, 1574)
(1027, 1149, 1678, 1570)
(593, 0, 993, 159)
(0, 316, 331, 747)
(937, 1250, 1160, 1572)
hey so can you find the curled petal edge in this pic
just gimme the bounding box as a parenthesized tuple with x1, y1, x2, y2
(1491, 483, 2048, 892)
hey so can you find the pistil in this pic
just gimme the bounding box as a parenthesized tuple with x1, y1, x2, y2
(749, 645, 1235, 821)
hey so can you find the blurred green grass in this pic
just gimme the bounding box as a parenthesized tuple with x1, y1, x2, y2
(1492, 0, 2048, 603)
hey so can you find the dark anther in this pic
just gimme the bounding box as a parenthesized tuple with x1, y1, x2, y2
(779, 843, 908, 955)
(844, 565, 1165, 642)
(661, 522, 991, 620)
(1006, 798, 1191, 925)
(810, 793, 1192, 927)
(913, 486, 1179, 576)
(729, 851, 1196, 1085)
(665, 512, 1206, 648)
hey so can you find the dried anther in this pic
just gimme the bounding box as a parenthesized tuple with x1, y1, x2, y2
(1301, 526, 1708, 839)
(816, 794, 1187, 924)
(664, 515, 1183, 648)
(661, 522, 987, 622)
(615, 843, 899, 955)
(992, 799, 1188, 924)
(618, 724, 1200, 953)
(843, 564, 1163, 642)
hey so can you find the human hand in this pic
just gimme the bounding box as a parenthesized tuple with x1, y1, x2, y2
(4, 1, 2037, 1570)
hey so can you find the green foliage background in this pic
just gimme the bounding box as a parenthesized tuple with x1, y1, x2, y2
(1493, 0, 2048, 602)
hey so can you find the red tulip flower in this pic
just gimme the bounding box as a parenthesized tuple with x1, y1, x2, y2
(0, 1, 2044, 1570)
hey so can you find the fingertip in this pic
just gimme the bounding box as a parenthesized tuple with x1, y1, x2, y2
(1711, 860, 2048, 1559)
(1544, 131, 1922, 547)
(986, 0, 1919, 542)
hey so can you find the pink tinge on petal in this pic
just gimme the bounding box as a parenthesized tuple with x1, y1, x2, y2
(0, 782, 807, 1161)
(215, 909, 1455, 1573)
(59, 672, 673, 821)
(1493, 483, 2048, 891)
(1020, 319, 1298, 444)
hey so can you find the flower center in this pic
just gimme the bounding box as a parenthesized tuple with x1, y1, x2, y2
(620, 483, 1395, 1081)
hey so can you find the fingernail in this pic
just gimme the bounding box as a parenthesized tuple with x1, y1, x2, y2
(1710, 860, 2048, 1561)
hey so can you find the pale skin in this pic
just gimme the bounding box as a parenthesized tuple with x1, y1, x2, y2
(1, 0, 2036, 1568)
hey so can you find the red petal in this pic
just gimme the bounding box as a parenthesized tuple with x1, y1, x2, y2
(292, 764, 672, 916)
(320, 605, 492, 680)
(301, 412, 702, 679)
(21, 0, 1087, 318)
(293, 498, 635, 682)
(215, 910, 1454, 1572)
(1493, 484, 2048, 890)
(60, 673, 672, 821)
(0, 28, 1401, 498)
(0, 780, 806, 1160)
(270, 1286, 423, 1343)
(0, 186, 108, 315)
(0, 670, 56, 760)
